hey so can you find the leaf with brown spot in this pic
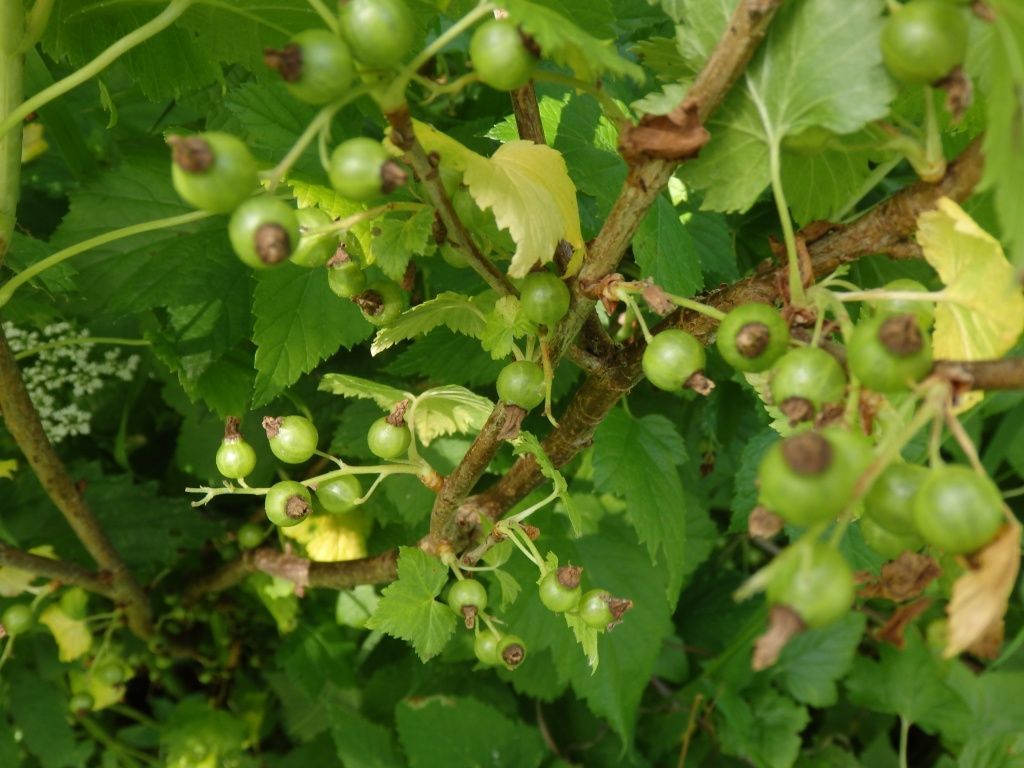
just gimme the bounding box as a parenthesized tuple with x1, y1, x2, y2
(874, 598, 931, 649)
(945, 524, 1021, 658)
(620, 100, 710, 162)
(752, 604, 805, 671)
(858, 551, 941, 602)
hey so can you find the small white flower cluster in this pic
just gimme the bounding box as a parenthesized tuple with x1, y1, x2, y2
(3, 322, 140, 444)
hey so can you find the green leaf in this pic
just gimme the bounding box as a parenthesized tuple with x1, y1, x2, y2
(592, 409, 689, 599)
(411, 385, 494, 445)
(368, 208, 435, 280)
(370, 292, 492, 355)
(781, 142, 881, 225)
(252, 264, 373, 406)
(395, 695, 546, 768)
(775, 613, 866, 707)
(982, 1, 1024, 267)
(7, 668, 86, 768)
(501, 0, 645, 83)
(681, 0, 893, 213)
(845, 630, 969, 735)
(330, 709, 403, 768)
(366, 547, 456, 661)
(319, 373, 411, 409)
(480, 295, 533, 360)
(249, 572, 300, 633)
(634, 195, 702, 297)
(412, 121, 585, 277)
(386, 330, 506, 386)
(492, 568, 522, 610)
(715, 685, 811, 768)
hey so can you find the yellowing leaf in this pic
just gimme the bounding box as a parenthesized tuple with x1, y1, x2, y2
(918, 198, 1024, 408)
(39, 604, 92, 662)
(945, 523, 1021, 658)
(410, 386, 494, 445)
(0, 545, 54, 597)
(412, 121, 584, 277)
(281, 511, 370, 563)
(0, 459, 17, 479)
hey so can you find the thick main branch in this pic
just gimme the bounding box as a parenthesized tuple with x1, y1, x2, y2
(0, 328, 152, 636)
(0, 543, 115, 598)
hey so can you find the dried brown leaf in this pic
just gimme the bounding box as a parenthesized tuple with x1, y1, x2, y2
(641, 281, 676, 316)
(946, 524, 1021, 658)
(875, 598, 931, 648)
(620, 100, 710, 162)
(752, 605, 804, 671)
(858, 551, 941, 602)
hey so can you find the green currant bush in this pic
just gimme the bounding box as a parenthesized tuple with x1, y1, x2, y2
(328, 138, 391, 201)
(767, 542, 855, 628)
(715, 303, 790, 372)
(913, 465, 1005, 554)
(497, 633, 526, 670)
(264, 480, 312, 527)
(769, 347, 846, 420)
(520, 271, 570, 327)
(758, 428, 873, 526)
(1, 603, 34, 636)
(860, 516, 923, 560)
(228, 197, 300, 269)
(538, 567, 582, 613)
(496, 360, 545, 410)
(873, 278, 935, 329)
(448, 579, 488, 620)
(357, 280, 406, 326)
(881, 0, 968, 85)
(643, 329, 705, 392)
(474, 631, 501, 666)
(469, 20, 536, 91)
(290, 207, 337, 268)
(339, 0, 415, 68)
(237, 523, 266, 550)
(168, 132, 257, 213)
(367, 417, 412, 459)
(848, 313, 933, 393)
(328, 257, 367, 298)
(265, 29, 355, 105)
(864, 462, 928, 537)
(263, 415, 319, 464)
(316, 475, 363, 514)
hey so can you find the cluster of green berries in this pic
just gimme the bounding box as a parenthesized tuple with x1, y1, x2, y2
(214, 411, 413, 532)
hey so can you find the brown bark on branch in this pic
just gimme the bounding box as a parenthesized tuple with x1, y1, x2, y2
(933, 358, 1024, 391)
(0, 542, 116, 598)
(510, 81, 546, 145)
(183, 548, 399, 603)
(0, 327, 152, 636)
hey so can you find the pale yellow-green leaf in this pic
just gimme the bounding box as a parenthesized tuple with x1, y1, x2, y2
(412, 121, 584, 277)
(411, 386, 494, 445)
(319, 373, 411, 409)
(918, 198, 1024, 408)
(0, 458, 17, 479)
(71, 664, 127, 711)
(281, 510, 370, 562)
(39, 604, 92, 662)
(287, 179, 374, 254)
(0, 545, 53, 596)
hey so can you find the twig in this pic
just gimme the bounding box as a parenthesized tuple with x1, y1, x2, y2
(385, 106, 515, 295)
(0, 542, 115, 597)
(510, 81, 546, 145)
(182, 548, 400, 603)
(0, 1, 24, 269)
(0, 327, 152, 637)
(427, 404, 518, 548)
